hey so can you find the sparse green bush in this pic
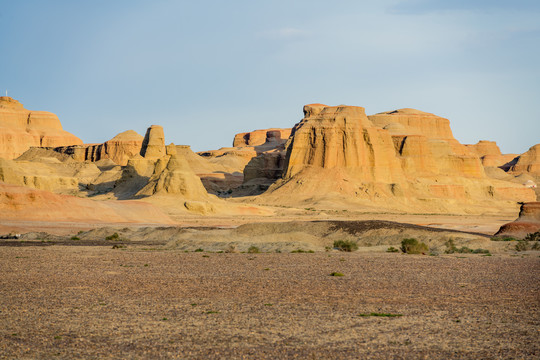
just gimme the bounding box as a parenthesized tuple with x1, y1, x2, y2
(70, 236, 80, 241)
(105, 232, 120, 241)
(329, 272, 344, 277)
(386, 246, 399, 253)
(444, 239, 490, 255)
(291, 249, 314, 253)
(194, 248, 204, 252)
(333, 240, 358, 252)
(491, 236, 517, 242)
(247, 246, 260, 254)
(400, 238, 428, 254)
(524, 231, 540, 242)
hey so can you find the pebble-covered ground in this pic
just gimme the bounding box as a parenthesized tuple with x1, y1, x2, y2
(0, 245, 538, 359)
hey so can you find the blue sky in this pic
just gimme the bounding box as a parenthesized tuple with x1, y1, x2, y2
(1, 0, 539, 153)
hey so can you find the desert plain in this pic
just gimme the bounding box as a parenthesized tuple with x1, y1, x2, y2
(1, 97, 540, 358)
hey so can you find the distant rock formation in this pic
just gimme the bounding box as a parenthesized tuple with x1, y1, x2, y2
(0, 97, 82, 159)
(233, 128, 291, 147)
(54, 130, 144, 166)
(507, 144, 540, 176)
(466, 140, 517, 168)
(495, 202, 540, 239)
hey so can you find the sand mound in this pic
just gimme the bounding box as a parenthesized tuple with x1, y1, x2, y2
(0, 181, 175, 224)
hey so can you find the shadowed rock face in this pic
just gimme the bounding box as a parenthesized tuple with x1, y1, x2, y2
(0, 97, 82, 159)
(508, 144, 540, 176)
(140, 125, 166, 159)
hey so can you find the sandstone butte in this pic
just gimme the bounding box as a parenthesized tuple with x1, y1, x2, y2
(233, 128, 292, 147)
(0, 97, 82, 159)
(261, 104, 535, 213)
(54, 130, 144, 166)
(495, 202, 540, 239)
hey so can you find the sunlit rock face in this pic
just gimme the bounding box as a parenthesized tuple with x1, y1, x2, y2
(0, 97, 82, 159)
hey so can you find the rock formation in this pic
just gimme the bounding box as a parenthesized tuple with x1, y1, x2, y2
(507, 144, 540, 176)
(0, 97, 82, 159)
(233, 128, 291, 147)
(54, 130, 144, 166)
(465, 140, 517, 168)
(260, 104, 535, 213)
(495, 202, 540, 239)
(140, 125, 166, 159)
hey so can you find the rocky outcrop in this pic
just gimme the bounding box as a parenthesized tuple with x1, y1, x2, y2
(507, 144, 540, 176)
(54, 130, 144, 166)
(140, 125, 166, 159)
(233, 128, 291, 147)
(466, 141, 517, 168)
(495, 202, 540, 239)
(0, 97, 82, 159)
(136, 155, 209, 199)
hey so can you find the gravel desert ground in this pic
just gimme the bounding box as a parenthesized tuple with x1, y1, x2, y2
(1, 243, 538, 359)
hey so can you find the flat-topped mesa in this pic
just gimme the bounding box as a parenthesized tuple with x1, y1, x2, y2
(466, 140, 502, 157)
(0, 97, 82, 159)
(368, 108, 455, 140)
(54, 130, 144, 165)
(140, 125, 166, 159)
(283, 104, 402, 183)
(233, 128, 291, 147)
(465, 140, 517, 168)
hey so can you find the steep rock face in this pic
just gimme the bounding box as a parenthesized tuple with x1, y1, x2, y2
(495, 202, 540, 239)
(54, 130, 144, 166)
(283, 104, 404, 183)
(233, 128, 291, 147)
(508, 144, 540, 176)
(0, 97, 82, 159)
(140, 125, 166, 159)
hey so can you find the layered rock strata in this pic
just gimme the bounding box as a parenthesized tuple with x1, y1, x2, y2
(54, 130, 144, 166)
(0, 97, 82, 159)
(262, 104, 535, 213)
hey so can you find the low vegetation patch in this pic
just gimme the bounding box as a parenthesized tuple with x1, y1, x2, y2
(357, 312, 402, 317)
(444, 239, 490, 254)
(333, 240, 358, 252)
(291, 249, 314, 253)
(386, 246, 399, 253)
(70, 236, 80, 241)
(329, 272, 344, 277)
(400, 238, 428, 254)
(515, 240, 540, 252)
(247, 246, 260, 254)
(491, 236, 517, 242)
(524, 231, 540, 242)
(105, 233, 120, 241)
